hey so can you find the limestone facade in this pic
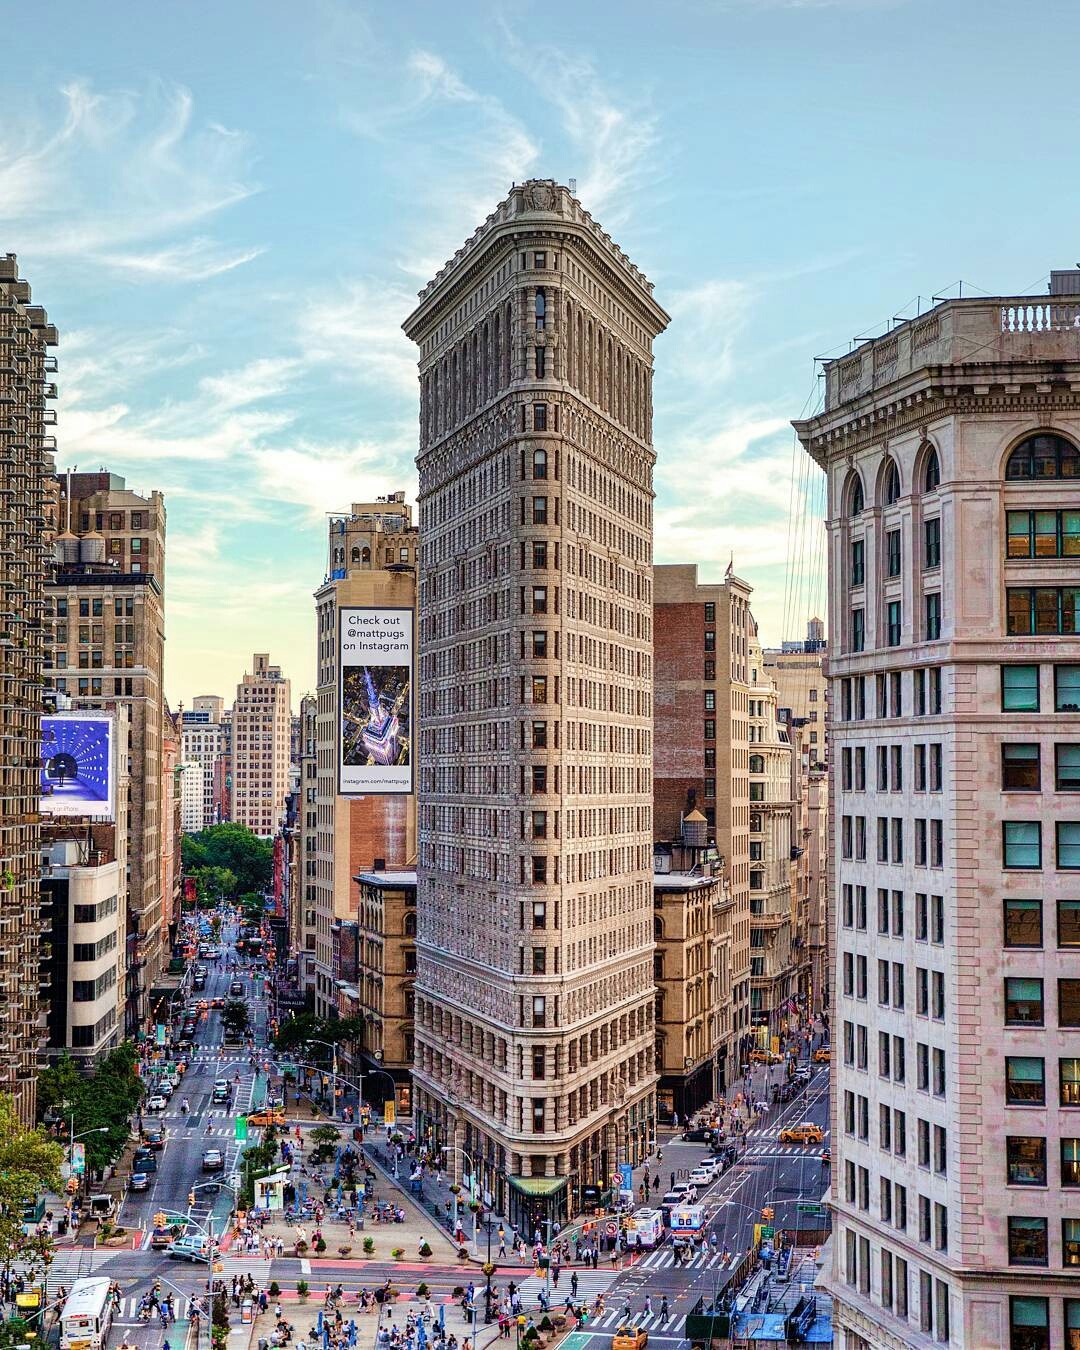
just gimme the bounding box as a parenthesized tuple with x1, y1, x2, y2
(232, 652, 291, 838)
(404, 180, 668, 1230)
(795, 287, 1080, 1348)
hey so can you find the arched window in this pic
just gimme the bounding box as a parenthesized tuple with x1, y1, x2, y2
(361, 546, 371, 563)
(653, 916, 664, 941)
(848, 473, 864, 517)
(749, 754, 765, 773)
(403, 912, 416, 937)
(533, 448, 547, 480)
(350, 546, 361, 563)
(924, 447, 941, 492)
(883, 458, 901, 505)
(535, 288, 546, 331)
(1006, 433, 1080, 480)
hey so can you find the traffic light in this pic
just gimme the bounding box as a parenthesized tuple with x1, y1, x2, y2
(761, 1206, 774, 1222)
(188, 1190, 196, 1206)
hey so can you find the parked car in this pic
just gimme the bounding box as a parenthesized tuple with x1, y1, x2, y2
(779, 1122, 825, 1145)
(145, 1094, 168, 1112)
(680, 1127, 714, 1144)
(688, 1167, 714, 1188)
(141, 1125, 165, 1150)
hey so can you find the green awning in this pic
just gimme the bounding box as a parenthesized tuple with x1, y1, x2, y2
(508, 1176, 568, 1197)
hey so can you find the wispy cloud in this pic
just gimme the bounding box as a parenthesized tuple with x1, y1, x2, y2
(0, 79, 261, 282)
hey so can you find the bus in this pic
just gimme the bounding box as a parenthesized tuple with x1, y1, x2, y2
(60, 1278, 114, 1350)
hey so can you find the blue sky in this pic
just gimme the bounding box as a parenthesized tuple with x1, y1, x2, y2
(5, 0, 1078, 707)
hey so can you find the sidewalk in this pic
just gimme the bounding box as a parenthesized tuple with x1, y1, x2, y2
(243, 1287, 506, 1350)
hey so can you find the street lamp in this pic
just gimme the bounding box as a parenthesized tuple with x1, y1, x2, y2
(482, 1212, 496, 1323)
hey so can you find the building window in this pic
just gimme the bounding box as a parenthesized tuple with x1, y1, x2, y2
(1057, 666, 1080, 712)
(533, 448, 548, 479)
(1006, 432, 1080, 480)
(1004, 821, 1042, 869)
(1007, 509, 1080, 558)
(1057, 746, 1080, 791)
(532, 811, 547, 840)
(532, 586, 548, 613)
(531, 996, 546, 1027)
(1061, 1057, 1080, 1106)
(1006, 1057, 1045, 1105)
(851, 539, 864, 586)
(1004, 899, 1043, 948)
(1005, 978, 1044, 1027)
(1061, 979, 1080, 1028)
(535, 287, 546, 329)
(1003, 664, 1040, 712)
(705, 690, 716, 713)
(887, 600, 902, 646)
(1063, 1139, 1080, 1186)
(924, 592, 941, 640)
(883, 459, 901, 505)
(1003, 743, 1041, 791)
(887, 529, 901, 577)
(531, 676, 547, 704)
(851, 608, 865, 653)
(1060, 899, 1080, 947)
(534, 347, 546, 379)
(849, 475, 864, 516)
(1006, 1136, 1046, 1187)
(1064, 1218, 1080, 1267)
(532, 496, 547, 524)
(704, 602, 715, 622)
(1008, 1296, 1049, 1350)
(924, 517, 941, 569)
(1007, 1216, 1048, 1266)
(533, 403, 547, 431)
(704, 719, 715, 740)
(1059, 822, 1080, 869)
(1007, 587, 1080, 635)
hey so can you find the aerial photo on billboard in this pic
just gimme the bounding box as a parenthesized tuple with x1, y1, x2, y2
(40, 713, 116, 819)
(338, 607, 412, 795)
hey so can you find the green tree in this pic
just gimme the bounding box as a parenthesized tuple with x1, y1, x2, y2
(191, 865, 238, 906)
(0, 1095, 64, 1288)
(182, 823, 273, 896)
(223, 1000, 250, 1037)
(39, 1046, 144, 1174)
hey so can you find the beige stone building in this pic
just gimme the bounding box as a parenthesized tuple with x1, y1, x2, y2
(307, 496, 417, 1028)
(653, 563, 754, 1077)
(232, 653, 291, 837)
(48, 471, 167, 1035)
(652, 827, 735, 1121)
(404, 179, 667, 1231)
(747, 630, 797, 1043)
(296, 693, 317, 994)
(181, 695, 226, 831)
(0, 256, 56, 1122)
(763, 619, 828, 767)
(795, 275, 1080, 1348)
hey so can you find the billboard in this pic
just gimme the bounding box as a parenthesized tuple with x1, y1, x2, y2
(40, 713, 116, 819)
(338, 607, 412, 795)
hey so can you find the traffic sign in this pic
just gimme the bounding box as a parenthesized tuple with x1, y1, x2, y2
(761, 1225, 775, 1240)
(796, 1203, 827, 1217)
(235, 1116, 248, 1141)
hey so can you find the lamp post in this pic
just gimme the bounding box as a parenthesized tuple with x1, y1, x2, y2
(483, 1213, 496, 1323)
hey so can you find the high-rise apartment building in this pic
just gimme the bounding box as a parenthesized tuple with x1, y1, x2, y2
(795, 276, 1080, 1348)
(763, 621, 828, 768)
(181, 694, 226, 830)
(747, 630, 797, 1042)
(0, 255, 56, 1122)
(47, 470, 166, 1036)
(308, 497, 417, 1025)
(179, 760, 205, 834)
(232, 654, 291, 837)
(654, 563, 754, 1077)
(404, 180, 668, 1231)
(296, 693, 317, 997)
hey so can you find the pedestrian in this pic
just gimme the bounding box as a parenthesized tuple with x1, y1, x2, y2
(591, 1248, 598, 1270)
(570, 1272, 578, 1298)
(659, 1296, 669, 1324)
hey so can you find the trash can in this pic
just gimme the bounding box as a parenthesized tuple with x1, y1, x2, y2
(242, 1299, 254, 1325)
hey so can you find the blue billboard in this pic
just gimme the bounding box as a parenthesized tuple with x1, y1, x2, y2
(40, 714, 115, 819)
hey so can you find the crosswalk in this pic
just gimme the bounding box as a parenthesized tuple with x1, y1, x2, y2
(636, 1249, 739, 1272)
(114, 1295, 194, 1325)
(45, 1248, 98, 1281)
(742, 1142, 829, 1158)
(517, 1269, 616, 1302)
(578, 1308, 690, 1335)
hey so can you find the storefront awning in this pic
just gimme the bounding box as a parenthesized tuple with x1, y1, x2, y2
(508, 1176, 568, 1197)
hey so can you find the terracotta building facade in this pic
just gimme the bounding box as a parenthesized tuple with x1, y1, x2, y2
(405, 180, 667, 1231)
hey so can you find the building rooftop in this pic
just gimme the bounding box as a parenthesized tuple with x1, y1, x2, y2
(355, 869, 418, 888)
(653, 871, 722, 892)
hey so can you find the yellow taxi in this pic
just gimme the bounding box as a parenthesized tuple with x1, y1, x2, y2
(779, 1122, 825, 1145)
(813, 1046, 831, 1063)
(247, 1107, 286, 1127)
(612, 1329, 648, 1350)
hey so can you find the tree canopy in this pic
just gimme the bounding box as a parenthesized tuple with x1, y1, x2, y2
(37, 1044, 143, 1174)
(0, 1094, 64, 1283)
(272, 1013, 365, 1056)
(182, 823, 273, 897)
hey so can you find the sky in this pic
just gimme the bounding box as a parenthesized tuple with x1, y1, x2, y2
(4, 0, 1079, 708)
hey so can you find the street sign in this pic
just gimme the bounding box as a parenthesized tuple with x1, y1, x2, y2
(384, 1099, 396, 1126)
(796, 1203, 827, 1217)
(762, 1225, 775, 1240)
(156, 1023, 167, 1046)
(235, 1116, 248, 1141)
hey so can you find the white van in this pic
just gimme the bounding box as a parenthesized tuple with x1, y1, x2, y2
(625, 1208, 664, 1250)
(60, 1277, 114, 1350)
